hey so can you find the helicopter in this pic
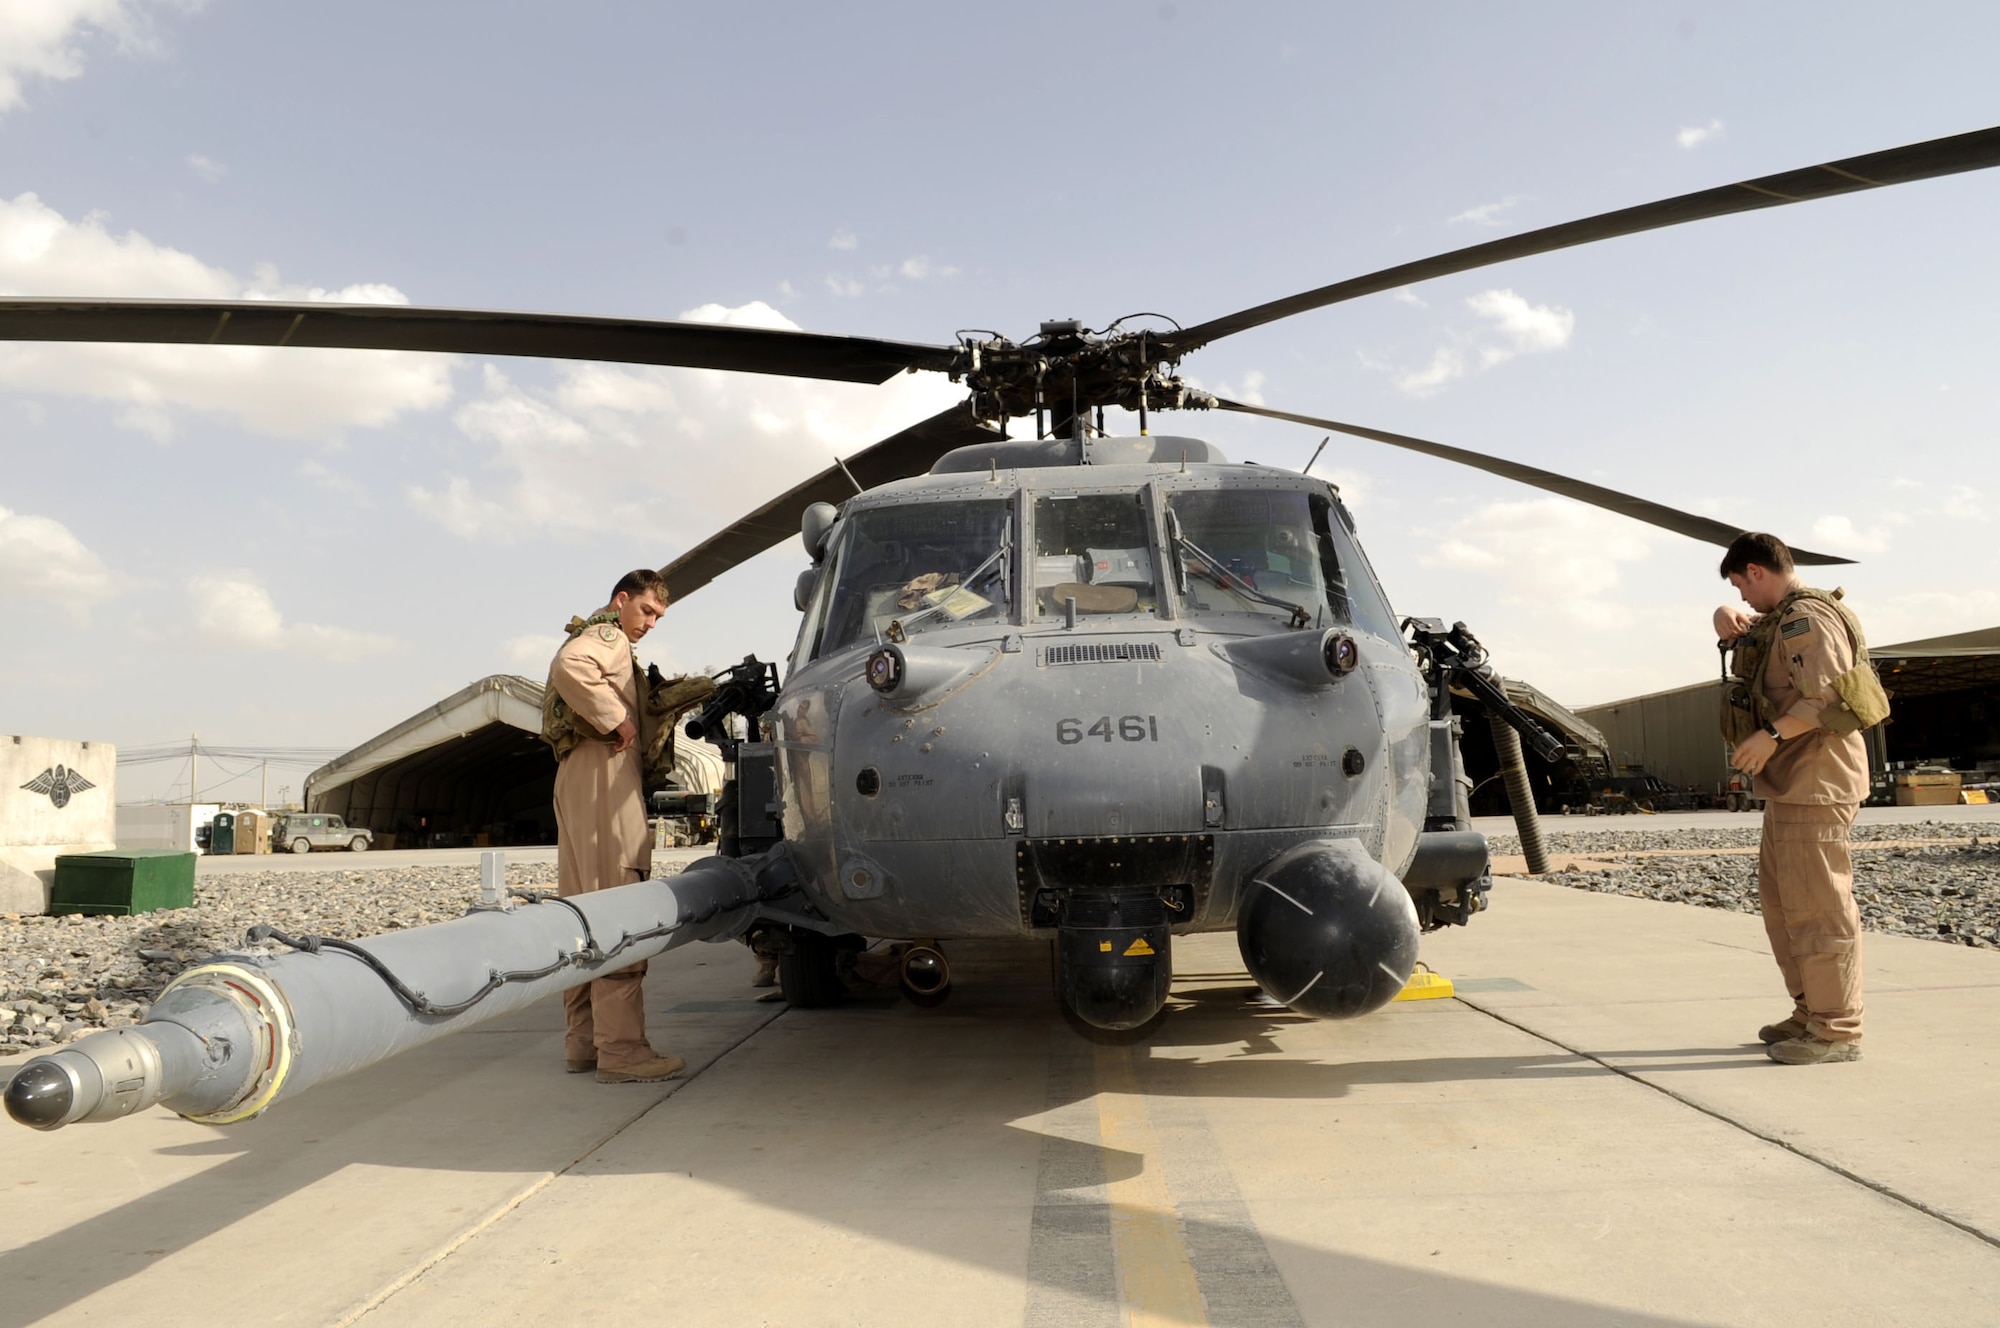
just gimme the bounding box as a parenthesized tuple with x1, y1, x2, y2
(5, 124, 1996, 1132)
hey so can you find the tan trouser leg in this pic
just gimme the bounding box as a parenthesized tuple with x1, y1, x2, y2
(564, 961, 654, 1069)
(559, 862, 656, 1067)
(1759, 801, 1863, 1042)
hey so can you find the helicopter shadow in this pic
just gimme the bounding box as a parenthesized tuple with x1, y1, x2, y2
(0, 952, 1762, 1327)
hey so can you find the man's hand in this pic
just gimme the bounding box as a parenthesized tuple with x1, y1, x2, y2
(1731, 729, 1779, 776)
(612, 718, 637, 753)
(1714, 605, 1755, 641)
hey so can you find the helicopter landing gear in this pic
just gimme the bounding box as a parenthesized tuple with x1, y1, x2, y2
(897, 944, 951, 1007)
(777, 929, 862, 1008)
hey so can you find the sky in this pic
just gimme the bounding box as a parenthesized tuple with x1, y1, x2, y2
(2, 1, 1996, 802)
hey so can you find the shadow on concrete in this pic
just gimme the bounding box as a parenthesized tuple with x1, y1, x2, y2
(0, 943, 1755, 1327)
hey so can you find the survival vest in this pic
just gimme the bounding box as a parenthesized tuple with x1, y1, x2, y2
(1720, 586, 1891, 745)
(541, 611, 719, 791)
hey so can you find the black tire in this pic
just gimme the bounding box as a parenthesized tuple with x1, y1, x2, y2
(290, 838, 312, 855)
(778, 929, 846, 1008)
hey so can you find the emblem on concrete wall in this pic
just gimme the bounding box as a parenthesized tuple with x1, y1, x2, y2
(20, 765, 97, 809)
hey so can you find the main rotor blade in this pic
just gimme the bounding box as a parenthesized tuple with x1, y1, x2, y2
(0, 298, 956, 384)
(1170, 125, 2000, 352)
(659, 402, 998, 602)
(1216, 398, 1853, 566)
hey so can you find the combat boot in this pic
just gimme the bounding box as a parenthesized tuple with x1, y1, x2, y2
(1767, 1033, 1861, 1065)
(1757, 1017, 1808, 1045)
(597, 1055, 687, 1084)
(565, 1057, 597, 1074)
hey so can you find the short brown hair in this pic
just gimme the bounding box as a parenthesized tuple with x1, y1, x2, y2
(1719, 532, 1793, 579)
(610, 568, 670, 603)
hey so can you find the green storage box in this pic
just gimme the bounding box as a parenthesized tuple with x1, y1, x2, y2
(50, 849, 197, 916)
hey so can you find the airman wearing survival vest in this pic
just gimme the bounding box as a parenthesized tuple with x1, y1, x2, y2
(541, 568, 713, 1085)
(1714, 533, 1889, 1066)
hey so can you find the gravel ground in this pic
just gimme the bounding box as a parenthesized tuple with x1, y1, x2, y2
(1, 862, 557, 1058)
(1490, 819, 2000, 953)
(6, 823, 1996, 1057)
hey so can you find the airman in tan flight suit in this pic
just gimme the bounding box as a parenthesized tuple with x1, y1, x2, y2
(1714, 533, 1882, 1065)
(547, 569, 686, 1085)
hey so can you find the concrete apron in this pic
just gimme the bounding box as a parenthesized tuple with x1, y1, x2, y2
(0, 887, 1994, 1327)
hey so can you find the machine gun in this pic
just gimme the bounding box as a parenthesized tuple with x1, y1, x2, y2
(683, 654, 781, 757)
(1405, 618, 1561, 874)
(684, 655, 783, 858)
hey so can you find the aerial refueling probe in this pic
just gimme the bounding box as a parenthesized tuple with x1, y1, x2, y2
(4, 850, 801, 1131)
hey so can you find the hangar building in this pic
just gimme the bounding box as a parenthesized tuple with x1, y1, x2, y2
(1576, 626, 2000, 797)
(305, 675, 723, 849)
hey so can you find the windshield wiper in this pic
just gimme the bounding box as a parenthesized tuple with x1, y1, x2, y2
(1171, 526, 1311, 629)
(894, 535, 1010, 633)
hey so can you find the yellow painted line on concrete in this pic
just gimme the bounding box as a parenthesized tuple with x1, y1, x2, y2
(1093, 1044, 1208, 1327)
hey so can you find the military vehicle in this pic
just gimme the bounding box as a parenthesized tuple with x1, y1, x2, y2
(270, 812, 374, 854)
(6, 125, 1996, 1132)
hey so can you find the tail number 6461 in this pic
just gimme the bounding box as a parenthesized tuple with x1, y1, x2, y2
(1055, 716, 1160, 745)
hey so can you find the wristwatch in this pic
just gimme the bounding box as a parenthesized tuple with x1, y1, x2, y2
(1763, 722, 1782, 741)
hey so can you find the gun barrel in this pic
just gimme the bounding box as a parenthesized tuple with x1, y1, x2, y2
(5, 851, 797, 1132)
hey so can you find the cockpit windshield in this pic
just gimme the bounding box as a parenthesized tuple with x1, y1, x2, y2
(814, 499, 1012, 656)
(1031, 492, 1158, 619)
(1165, 488, 1351, 627)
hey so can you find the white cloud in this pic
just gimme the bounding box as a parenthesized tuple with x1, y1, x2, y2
(1396, 346, 1466, 395)
(0, 0, 199, 117)
(1422, 497, 1653, 629)
(898, 255, 958, 281)
(407, 299, 968, 556)
(0, 192, 455, 438)
(1188, 368, 1266, 407)
(1943, 485, 1986, 521)
(184, 153, 226, 182)
(1390, 286, 1426, 307)
(1448, 197, 1520, 228)
(502, 633, 562, 672)
(1389, 288, 1574, 396)
(824, 274, 864, 297)
(183, 574, 396, 662)
(827, 229, 858, 251)
(298, 458, 369, 504)
(1467, 288, 1574, 358)
(0, 503, 114, 616)
(1677, 119, 1725, 150)
(1810, 514, 1892, 555)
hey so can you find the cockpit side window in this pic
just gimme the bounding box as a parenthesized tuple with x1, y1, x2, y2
(1031, 492, 1158, 618)
(1166, 488, 1347, 627)
(812, 499, 1012, 657)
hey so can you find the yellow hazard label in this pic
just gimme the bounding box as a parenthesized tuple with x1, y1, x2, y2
(1964, 789, 1991, 805)
(1123, 938, 1156, 957)
(1099, 940, 1114, 952)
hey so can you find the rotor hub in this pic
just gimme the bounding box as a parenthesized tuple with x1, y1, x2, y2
(948, 320, 1214, 427)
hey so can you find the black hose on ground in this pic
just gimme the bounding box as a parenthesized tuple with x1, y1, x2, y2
(1489, 712, 1551, 874)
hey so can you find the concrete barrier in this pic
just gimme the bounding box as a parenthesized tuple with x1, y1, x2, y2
(2, 734, 116, 914)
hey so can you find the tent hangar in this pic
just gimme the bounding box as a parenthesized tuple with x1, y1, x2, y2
(305, 675, 723, 849)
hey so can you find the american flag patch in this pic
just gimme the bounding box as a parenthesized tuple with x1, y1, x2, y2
(1781, 617, 1812, 639)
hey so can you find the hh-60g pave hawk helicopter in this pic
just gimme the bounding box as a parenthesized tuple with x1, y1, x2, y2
(6, 125, 1996, 1132)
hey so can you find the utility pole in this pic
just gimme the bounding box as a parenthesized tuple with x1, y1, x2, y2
(261, 760, 268, 808)
(189, 731, 199, 805)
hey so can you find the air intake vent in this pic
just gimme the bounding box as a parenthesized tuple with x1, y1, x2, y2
(1041, 642, 1164, 667)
